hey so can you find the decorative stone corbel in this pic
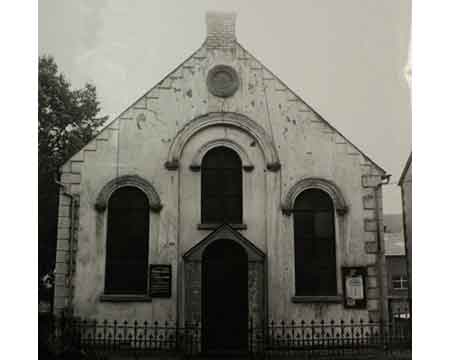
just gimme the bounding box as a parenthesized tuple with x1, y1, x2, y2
(280, 204, 292, 216)
(164, 159, 179, 170)
(266, 161, 281, 172)
(189, 164, 201, 172)
(336, 206, 349, 216)
(94, 202, 107, 213)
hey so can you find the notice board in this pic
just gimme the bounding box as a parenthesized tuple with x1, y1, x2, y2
(149, 265, 172, 298)
(342, 266, 367, 309)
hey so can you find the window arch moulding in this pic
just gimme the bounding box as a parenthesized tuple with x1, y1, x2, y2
(164, 112, 281, 172)
(95, 175, 163, 213)
(189, 138, 254, 172)
(281, 177, 348, 216)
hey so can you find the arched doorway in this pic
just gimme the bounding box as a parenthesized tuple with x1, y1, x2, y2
(202, 239, 248, 353)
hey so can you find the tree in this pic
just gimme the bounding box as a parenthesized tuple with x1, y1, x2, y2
(39, 55, 107, 282)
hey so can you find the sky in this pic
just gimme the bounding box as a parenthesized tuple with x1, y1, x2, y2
(38, 0, 411, 214)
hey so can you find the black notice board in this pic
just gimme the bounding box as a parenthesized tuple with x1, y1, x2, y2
(342, 267, 367, 309)
(149, 265, 172, 298)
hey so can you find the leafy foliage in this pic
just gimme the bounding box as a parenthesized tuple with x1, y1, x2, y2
(39, 55, 107, 278)
(39, 55, 107, 174)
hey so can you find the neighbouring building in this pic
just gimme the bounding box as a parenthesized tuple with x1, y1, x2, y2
(53, 12, 390, 351)
(384, 214, 409, 320)
(399, 154, 412, 298)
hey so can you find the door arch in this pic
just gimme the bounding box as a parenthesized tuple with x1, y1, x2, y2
(202, 239, 248, 352)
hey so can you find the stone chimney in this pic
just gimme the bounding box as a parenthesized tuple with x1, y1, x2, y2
(206, 11, 237, 50)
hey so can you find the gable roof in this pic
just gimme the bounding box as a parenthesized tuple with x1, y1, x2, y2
(183, 223, 265, 262)
(61, 15, 387, 176)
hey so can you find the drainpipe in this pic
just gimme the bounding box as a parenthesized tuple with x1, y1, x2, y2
(374, 174, 391, 323)
(55, 176, 76, 315)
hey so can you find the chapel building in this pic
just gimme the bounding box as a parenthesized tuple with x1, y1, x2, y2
(54, 12, 389, 350)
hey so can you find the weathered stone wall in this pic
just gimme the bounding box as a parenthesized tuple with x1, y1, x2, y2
(54, 13, 387, 323)
(184, 261, 201, 323)
(248, 262, 265, 327)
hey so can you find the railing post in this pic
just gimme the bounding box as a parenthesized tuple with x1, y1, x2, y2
(184, 320, 188, 356)
(175, 320, 179, 352)
(249, 317, 253, 356)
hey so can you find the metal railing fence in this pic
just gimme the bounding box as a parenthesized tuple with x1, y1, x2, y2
(41, 315, 411, 359)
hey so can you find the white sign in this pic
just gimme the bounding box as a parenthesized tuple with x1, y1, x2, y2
(345, 275, 364, 300)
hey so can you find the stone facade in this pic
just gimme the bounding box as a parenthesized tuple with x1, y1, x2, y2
(54, 12, 388, 325)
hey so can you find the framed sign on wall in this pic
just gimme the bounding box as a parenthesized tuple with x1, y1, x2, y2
(149, 265, 172, 298)
(342, 267, 367, 309)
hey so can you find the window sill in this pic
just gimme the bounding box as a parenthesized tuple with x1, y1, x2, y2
(197, 223, 247, 230)
(99, 294, 152, 302)
(291, 295, 343, 304)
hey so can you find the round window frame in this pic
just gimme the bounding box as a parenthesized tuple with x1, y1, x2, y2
(207, 65, 239, 98)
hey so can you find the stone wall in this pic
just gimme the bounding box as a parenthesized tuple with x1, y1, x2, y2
(54, 12, 387, 323)
(184, 261, 201, 323)
(248, 262, 265, 327)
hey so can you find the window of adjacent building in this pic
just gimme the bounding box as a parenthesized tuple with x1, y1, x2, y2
(104, 187, 150, 295)
(293, 189, 337, 296)
(201, 146, 243, 224)
(392, 275, 408, 290)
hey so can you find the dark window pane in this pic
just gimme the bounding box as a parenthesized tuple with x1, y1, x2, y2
(202, 148, 222, 168)
(105, 262, 147, 294)
(202, 146, 242, 168)
(317, 269, 337, 295)
(202, 197, 223, 223)
(223, 196, 242, 223)
(315, 211, 334, 237)
(201, 147, 242, 224)
(294, 189, 334, 211)
(202, 170, 219, 196)
(294, 212, 314, 237)
(105, 187, 149, 294)
(222, 170, 242, 195)
(293, 189, 336, 296)
(221, 151, 240, 168)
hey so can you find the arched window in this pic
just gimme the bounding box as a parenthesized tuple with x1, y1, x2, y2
(201, 146, 242, 224)
(104, 187, 150, 294)
(293, 189, 337, 296)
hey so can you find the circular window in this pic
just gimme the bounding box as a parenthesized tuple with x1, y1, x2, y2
(207, 65, 239, 98)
